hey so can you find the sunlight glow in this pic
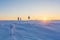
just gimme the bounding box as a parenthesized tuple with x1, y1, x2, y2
(43, 17, 47, 21)
(41, 17, 48, 25)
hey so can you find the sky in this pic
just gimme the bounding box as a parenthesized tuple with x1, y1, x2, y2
(0, 0, 60, 20)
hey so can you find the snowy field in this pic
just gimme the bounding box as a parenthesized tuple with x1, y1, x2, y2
(0, 20, 60, 40)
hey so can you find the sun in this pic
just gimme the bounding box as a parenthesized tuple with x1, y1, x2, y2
(43, 17, 47, 21)
(41, 17, 48, 25)
(42, 17, 48, 22)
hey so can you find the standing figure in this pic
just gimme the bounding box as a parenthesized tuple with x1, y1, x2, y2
(28, 16, 30, 20)
(20, 18, 22, 21)
(18, 17, 19, 21)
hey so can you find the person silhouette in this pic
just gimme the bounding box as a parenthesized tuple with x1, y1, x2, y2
(20, 18, 22, 21)
(28, 16, 30, 20)
(18, 17, 19, 21)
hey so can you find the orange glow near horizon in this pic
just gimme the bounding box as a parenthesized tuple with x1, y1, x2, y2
(0, 16, 60, 20)
(42, 17, 48, 23)
(43, 17, 47, 20)
(41, 17, 50, 26)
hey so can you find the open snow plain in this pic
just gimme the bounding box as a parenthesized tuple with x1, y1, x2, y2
(0, 20, 60, 40)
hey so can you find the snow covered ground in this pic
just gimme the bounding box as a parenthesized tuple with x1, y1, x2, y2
(0, 20, 60, 40)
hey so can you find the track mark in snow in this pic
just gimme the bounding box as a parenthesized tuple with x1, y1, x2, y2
(10, 24, 17, 40)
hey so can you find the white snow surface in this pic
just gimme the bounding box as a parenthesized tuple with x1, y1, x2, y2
(0, 20, 60, 40)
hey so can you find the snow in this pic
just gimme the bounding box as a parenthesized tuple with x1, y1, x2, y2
(0, 20, 60, 40)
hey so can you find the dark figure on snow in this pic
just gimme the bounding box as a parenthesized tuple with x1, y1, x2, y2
(28, 16, 30, 20)
(18, 17, 19, 21)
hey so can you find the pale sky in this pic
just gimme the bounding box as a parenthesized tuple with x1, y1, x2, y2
(0, 0, 60, 20)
